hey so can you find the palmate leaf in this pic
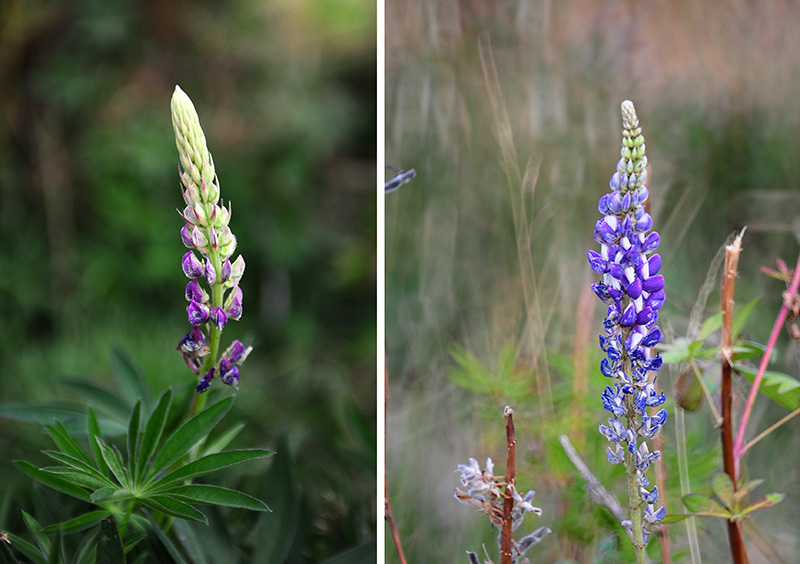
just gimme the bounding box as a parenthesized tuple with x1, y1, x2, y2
(127, 399, 142, 475)
(735, 493, 788, 520)
(39, 467, 112, 490)
(2, 531, 47, 564)
(44, 422, 93, 467)
(96, 439, 130, 488)
(682, 493, 732, 518)
(145, 396, 234, 482)
(711, 470, 735, 510)
(162, 484, 269, 512)
(41, 450, 114, 487)
(88, 407, 111, 478)
(150, 448, 273, 489)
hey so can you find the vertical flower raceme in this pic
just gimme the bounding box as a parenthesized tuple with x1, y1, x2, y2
(172, 86, 251, 394)
(588, 101, 667, 553)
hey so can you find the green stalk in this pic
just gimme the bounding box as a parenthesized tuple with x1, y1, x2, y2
(625, 389, 647, 564)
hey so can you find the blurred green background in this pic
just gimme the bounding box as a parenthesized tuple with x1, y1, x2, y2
(0, 0, 376, 561)
(386, 1, 800, 562)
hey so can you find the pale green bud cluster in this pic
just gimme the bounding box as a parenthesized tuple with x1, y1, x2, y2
(620, 100, 647, 192)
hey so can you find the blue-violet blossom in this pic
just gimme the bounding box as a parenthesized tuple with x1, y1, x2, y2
(588, 100, 667, 539)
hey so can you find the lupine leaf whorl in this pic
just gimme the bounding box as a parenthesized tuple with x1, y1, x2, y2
(171, 85, 218, 204)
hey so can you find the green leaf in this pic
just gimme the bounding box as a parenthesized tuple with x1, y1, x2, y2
(110, 345, 151, 411)
(163, 484, 269, 512)
(146, 397, 234, 482)
(127, 400, 141, 478)
(14, 461, 91, 503)
(2, 532, 47, 564)
(737, 365, 800, 410)
(0, 535, 19, 564)
(322, 540, 377, 564)
(202, 422, 246, 455)
(41, 451, 114, 486)
(88, 407, 111, 478)
(682, 493, 732, 518)
(733, 479, 765, 504)
(90, 487, 131, 504)
(40, 467, 112, 490)
(143, 511, 189, 564)
(95, 439, 129, 488)
(140, 496, 207, 524)
(732, 298, 761, 338)
(700, 311, 723, 339)
(149, 449, 272, 489)
(711, 470, 735, 510)
(136, 390, 172, 482)
(41, 510, 109, 535)
(735, 492, 788, 520)
(57, 380, 130, 422)
(95, 517, 126, 564)
(22, 511, 49, 555)
(253, 434, 299, 564)
(44, 422, 93, 467)
(675, 369, 704, 411)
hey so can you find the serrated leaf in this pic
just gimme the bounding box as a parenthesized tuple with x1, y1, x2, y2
(140, 496, 207, 524)
(682, 493, 732, 518)
(110, 345, 151, 411)
(41, 510, 108, 535)
(96, 439, 129, 488)
(737, 365, 800, 410)
(95, 517, 125, 564)
(44, 422, 93, 467)
(150, 449, 273, 489)
(88, 407, 111, 478)
(57, 381, 130, 421)
(163, 484, 269, 512)
(146, 397, 233, 482)
(711, 470, 735, 510)
(136, 390, 172, 482)
(127, 400, 141, 478)
(14, 461, 92, 503)
(733, 479, 765, 503)
(735, 492, 788, 520)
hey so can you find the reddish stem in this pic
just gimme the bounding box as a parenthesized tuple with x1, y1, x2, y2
(720, 235, 749, 564)
(385, 360, 408, 564)
(500, 406, 517, 564)
(734, 251, 800, 463)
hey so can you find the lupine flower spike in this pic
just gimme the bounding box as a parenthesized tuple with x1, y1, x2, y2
(588, 100, 667, 559)
(171, 86, 252, 395)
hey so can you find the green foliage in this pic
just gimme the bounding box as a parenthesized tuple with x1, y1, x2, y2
(665, 470, 787, 524)
(16, 389, 271, 529)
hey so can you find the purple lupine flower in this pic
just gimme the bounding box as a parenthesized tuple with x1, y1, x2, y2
(589, 101, 667, 543)
(209, 306, 228, 330)
(172, 85, 252, 395)
(182, 252, 204, 279)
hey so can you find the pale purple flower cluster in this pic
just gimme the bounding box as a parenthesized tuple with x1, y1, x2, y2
(171, 85, 250, 394)
(588, 101, 666, 527)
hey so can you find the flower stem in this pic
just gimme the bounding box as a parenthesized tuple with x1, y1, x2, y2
(500, 406, 516, 564)
(625, 392, 647, 564)
(384, 360, 408, 564)
(720, 233, 749, 564)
